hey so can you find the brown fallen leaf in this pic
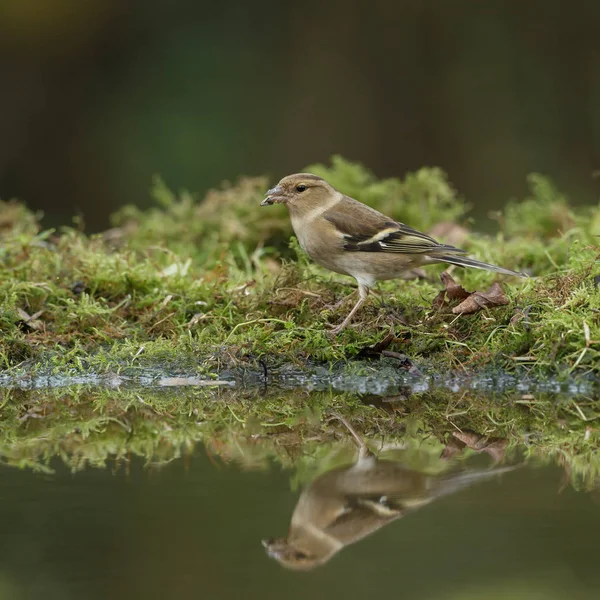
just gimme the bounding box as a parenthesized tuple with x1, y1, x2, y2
(432, 272, 470, 309)
(440, 272, 470, 301)
(359, 392, 411, 412)
(357, 326, 396, 358)
(452, 282, 509, 315)
(381, 350, 423, 376)
(16, 308, 45, 331)
(431, 290, 447, 310)
(452, 430, 508, 463)
(433, 273, 510, 315)
(440, 437, 465, 461)
(477, 439, 509, 463)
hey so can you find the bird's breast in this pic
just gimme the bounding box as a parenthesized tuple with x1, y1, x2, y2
(289, 215, 350, 276)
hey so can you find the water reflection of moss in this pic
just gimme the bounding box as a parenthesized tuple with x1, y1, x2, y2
(0, 387, 598, 491)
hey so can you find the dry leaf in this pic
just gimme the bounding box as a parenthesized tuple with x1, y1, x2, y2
(16, 308, 45, 330)
(452, 282, 509, 315)
(432, 272, 469, 309)
(440, 272, 470, 301)
(381, 351, 423, 376)
(452, 431, 508, 462)
(440, 437, 465, 460)
(479, 439, 509, 463)
(431, 290, 447, 310)
(16, 308, 32, 321)
(453, 430, 484, 449)
(433, 273, 510, 315)
(357, 327, 396, 358)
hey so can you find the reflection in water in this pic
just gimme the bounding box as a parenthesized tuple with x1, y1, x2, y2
(1, 395, 600, 599)
(263, 419, 514, 570)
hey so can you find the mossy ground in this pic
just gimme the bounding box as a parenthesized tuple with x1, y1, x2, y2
(1, 156, 599, 379)
(1, 157, 599, 480)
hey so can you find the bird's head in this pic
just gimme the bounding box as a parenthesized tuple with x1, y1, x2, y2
(261, 537, 332, 571)
(261, 173, 335, 208)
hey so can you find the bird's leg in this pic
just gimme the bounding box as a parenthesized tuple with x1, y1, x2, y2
(327, 284, 369, 334)
(331, 412, 372, 461)
(324, 289, 356, 312)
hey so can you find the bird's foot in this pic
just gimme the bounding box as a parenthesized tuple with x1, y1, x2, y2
(325, 322, 347, 336)
(322, 293, 355, 313)
(324, 290, 367, 335)
(325, 319, 358, 335)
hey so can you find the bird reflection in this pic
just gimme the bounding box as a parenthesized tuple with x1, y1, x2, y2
(263, 417, 513, 570)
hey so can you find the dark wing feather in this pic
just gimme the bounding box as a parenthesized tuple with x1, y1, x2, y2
(322, 207, 396, 241)
(323, 202, 465, 255)
(322, 501, 402, 546)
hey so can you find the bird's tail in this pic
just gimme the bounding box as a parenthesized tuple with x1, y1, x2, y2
(434, 254, 526, 277)
(431, 465, 519, 498)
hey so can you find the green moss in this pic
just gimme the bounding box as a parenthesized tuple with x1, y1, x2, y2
(0, 386, 598, 491)
(1, 157, 599, 379)
(503, 173, 579, 239)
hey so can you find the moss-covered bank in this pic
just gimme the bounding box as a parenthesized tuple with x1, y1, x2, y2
(1, 156, 600, 380)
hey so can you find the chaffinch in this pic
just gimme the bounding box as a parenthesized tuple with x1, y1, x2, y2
(261, 173, 524, 333)
(262, 416, 515, 570)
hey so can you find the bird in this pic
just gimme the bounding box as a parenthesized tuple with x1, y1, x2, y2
(262, 416, 515, 570)
(261, 173, 525, 333)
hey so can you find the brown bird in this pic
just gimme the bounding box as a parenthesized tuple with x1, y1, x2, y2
(262, 417, 515, 571)
(261, 173, 525, 333)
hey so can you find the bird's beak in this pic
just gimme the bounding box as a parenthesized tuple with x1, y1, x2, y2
(261, 185, 285, 206)
(262, 537, 286, 557)
(262, 538, 279, 558)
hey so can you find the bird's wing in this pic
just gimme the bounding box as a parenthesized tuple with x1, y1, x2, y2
(322, 500, 404, 546)
(323, 197, 466, 255)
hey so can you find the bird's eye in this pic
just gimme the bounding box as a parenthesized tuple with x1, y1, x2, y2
(295, 184, 307, 193)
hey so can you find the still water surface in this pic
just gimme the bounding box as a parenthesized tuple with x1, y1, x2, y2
(1, 447, 599, 599)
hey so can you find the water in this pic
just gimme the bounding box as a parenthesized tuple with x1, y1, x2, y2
(1, 451, 599, 599)
(1, 385, 599, 599)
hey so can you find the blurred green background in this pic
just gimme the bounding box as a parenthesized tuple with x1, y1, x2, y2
(1, 0, 599, 230)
